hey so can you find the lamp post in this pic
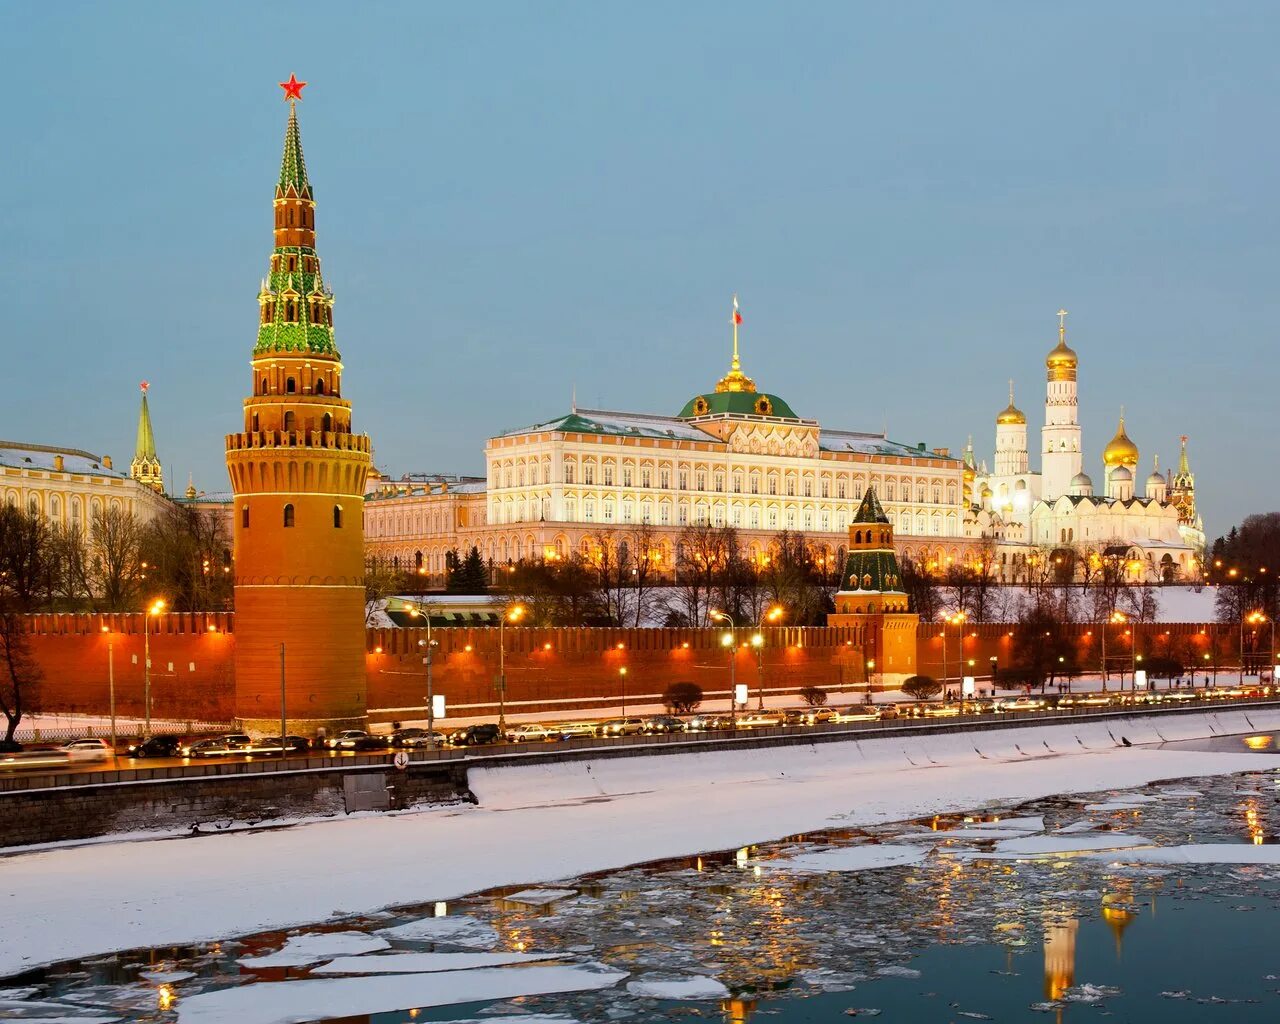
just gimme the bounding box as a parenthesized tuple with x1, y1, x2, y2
(143, 599, 165, 738)
(497, 604, 524, 735)
(941, 611, 966, 690)
(619, 666, 628, 718)
(989, 655, 998, 698)
(101, 625, 117, 757)
(279, 642, 287, 756)
(865, 659, 876, 702)
(751, 605, 783, 710)
(408, 603, 439, 750)
(1243, 611, 1266, 680)
(711, 610, 737, 727)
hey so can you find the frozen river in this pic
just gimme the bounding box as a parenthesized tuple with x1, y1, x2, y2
(4, 750, 1278, 1023)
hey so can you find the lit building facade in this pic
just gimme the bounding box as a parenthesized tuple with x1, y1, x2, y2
(365, 318, 972, 580)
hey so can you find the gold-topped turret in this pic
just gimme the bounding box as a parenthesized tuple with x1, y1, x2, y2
(715, 294, 757, 393)
(1103, 410, 1140, 468)
(996, 379, 1026, 424)
(1046, 308, 1079, 381)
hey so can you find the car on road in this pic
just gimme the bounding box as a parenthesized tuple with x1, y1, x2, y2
(450, 723, 503, 746)
(0, 746, 71, 771)
(327, 730, 387, 751)
(833, 707, 880, 723)
(506, 724, 554, 743)
(1058, 693, 1111, 709)
(555, 722, 598, 740)
(916, 702, 961, 718)
(250, 735, 312, 754)
(738, 711, 785, 728)
(182, 737, 239, 757)
(389, 728, 445, 748)
(685, 713, 735, 731)
(875, 704, 901, 720)
(641, 715, 686, 734)
(126, 735, 183, 758)
(781, 707, 837, 726)
(995, 697, 1047, 713)
(597, 718, 645, 737)
(60, 738, 112, 761)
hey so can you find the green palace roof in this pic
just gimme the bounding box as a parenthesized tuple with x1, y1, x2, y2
(677, 391, 798, 419)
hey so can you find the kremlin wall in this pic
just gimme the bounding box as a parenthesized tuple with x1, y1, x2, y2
(22, 612, 1245, 731)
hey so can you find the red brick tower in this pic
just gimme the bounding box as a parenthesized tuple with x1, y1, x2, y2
(225, 78, 372, 734)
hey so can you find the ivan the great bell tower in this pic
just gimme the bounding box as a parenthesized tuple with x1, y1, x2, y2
(225, 77, 372, 734)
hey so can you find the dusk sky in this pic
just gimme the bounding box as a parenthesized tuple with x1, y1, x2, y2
(2, 2, 1277, 535)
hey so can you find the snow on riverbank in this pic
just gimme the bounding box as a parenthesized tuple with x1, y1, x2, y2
(2, 708, 1278, 977)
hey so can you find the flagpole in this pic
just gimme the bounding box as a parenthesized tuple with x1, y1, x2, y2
(731, 294, 740, 371)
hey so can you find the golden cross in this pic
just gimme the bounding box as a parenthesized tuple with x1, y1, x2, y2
(1057, 308, 1068, 340)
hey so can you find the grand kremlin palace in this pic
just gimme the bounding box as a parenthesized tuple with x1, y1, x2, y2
(363, 334, 973, 582)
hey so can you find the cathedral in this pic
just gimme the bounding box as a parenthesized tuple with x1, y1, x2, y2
(969, 312, 1204, 582)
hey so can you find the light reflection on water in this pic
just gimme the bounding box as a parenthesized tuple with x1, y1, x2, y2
(7, 768, 1280, 1023)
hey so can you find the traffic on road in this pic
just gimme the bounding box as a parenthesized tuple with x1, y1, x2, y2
(2, 681, 1274, 773)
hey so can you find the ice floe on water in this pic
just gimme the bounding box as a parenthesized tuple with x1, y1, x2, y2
(768, 844, 928, 871)
(236, 930, 390, 968)
(625, 975, 729, 999)
(177, 963, 628, 1024)
(974, 833, 1156, 858)
(504, 888, 579, 906)
(312, 951, 567, 974)
(1090, 843, 1280, 865)
(376, 913, 499, 948)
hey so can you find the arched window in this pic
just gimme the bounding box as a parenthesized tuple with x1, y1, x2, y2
(261, 377, 269, 395)
(283, 503, 295, 527)
(322, 413, 332, 432)
(315, 378, 325, 395)
(286, 377, 296, 394)
(415, 550, 423, 568)
(285, 300, 296, 321)
(855, 530, 862, 544)
(283, 411, 295, 432)
(287, 209, 295, 226)
(333, 505, 343, 528)
(252, 412, 260, 432)
(241, 506, 250, 528)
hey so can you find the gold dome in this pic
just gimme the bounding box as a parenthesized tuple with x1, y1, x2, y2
(1046, 309, 1078, 380)
(1103, 415, 1139, 468)
(996, 381, 1025, 424)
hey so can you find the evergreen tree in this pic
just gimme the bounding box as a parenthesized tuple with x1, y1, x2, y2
(454, 546, 489, 594)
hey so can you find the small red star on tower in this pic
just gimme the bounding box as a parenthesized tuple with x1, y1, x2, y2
(140, 380, 150, 393)
(279, 74, 307, 102)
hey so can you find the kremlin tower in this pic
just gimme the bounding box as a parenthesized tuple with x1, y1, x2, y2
(130, 381, 164, 494)
(1041, 309, 1082, 499)
(225, 77, 372, 734)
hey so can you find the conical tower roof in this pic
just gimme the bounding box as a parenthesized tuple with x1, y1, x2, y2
(135, 385, 157, 461)
(853, 486, 890, 524)
(278, 103, 312, 199)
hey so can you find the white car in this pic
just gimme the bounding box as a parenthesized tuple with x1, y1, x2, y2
(506, 724, 553, 743)
(996, 697, 1047, 713)
(61, 738, 112, 761)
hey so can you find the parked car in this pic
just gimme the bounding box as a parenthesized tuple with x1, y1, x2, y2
(389, 728, 444, 748)
(182, 737, 238, 757)
(783, 707, 837, 726)
(223, 733, 254, 750)
(126, 735, 182, 758)
(597, 718, 645, 737)
(250, 735, 311, 754)
(876, 704, 901, 720)
(60, 738, 112, 761)
(995, 697, 1046, 713)
(451, 723, 503, 746)
(556, 722, 598, 740)
(641, 715, 686, 734)
(506, 724, 553, 743)
(833, 707, 879, 723)
(917, 702, 961, 718)
(686, 713, 735, 731)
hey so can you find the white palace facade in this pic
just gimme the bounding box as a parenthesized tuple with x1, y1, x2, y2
(364, 317, 975, 580)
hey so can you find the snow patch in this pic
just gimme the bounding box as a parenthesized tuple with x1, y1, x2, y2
(770, 845, 927, 872)
(313, 951, 566, 974)
(377, 914, 498, 948)
(626, 975, 730, 999)
(237, 930, 390, 969)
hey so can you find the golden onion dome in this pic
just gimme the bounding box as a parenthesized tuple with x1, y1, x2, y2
(996, 402, 1026, 425)
(980, 483, 993, 498)
(1046, 338, 1079, 372)
(1102, 415, 1140, 468)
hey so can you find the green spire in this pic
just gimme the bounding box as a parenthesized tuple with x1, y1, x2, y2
(130, 382, 163, 493)
(853, 487, 890, 524)
(135, 386, 156, 460)
(277, 103, 311, 199)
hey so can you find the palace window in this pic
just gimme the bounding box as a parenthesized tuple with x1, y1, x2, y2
(713, 506, 725, 527)
(768, 477, 777, 496)
(803, 479, 812, 497)
(714, 473, 724, 492)
(786, 479, 795, 497)
(732, 507, 742, 526)
(659, 504, 670, 525)
(603, 465, 614, 486)
(696, 472, 706, 491)
(750, 508, 760, 528)
(660, 467, 670, 488)
(733, 473, 742, 493)
(768, 510, 778, 529)
(886, 482, 896, 501)
(622, 501, 633, 523)
(750, 474, 759, 494)
(678, 505, 689, 525)
(584, 500, 595, 521)
(565, 462, 575, 484)
(932, 485, 941, 504)
(821, 479, 829, 498)
(583, 463, 595, 485)
(603, 501, 614, 522)
(564, 498, 576, 520)
(641, 467, 651, 488)
(622, 466, 632, 487)
(679, 470, 688, 490)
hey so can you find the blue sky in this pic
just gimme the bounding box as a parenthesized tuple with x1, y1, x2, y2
(2, 2, 1276, 535)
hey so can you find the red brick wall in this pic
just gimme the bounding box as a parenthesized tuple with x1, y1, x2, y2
(21, 615, 1251, 725)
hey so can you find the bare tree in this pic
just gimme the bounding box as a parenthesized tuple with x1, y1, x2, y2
(0, 601, 43, 742)
(363, 556, 402, 624)
(49, 522, 92, 608)
(627, 523, 662, 627)
(760, 531, 827, 625)
(144, 504, 233, 611)
(0, 504, 55, 611)
(670, 523, 739, 626)
(88, 506, 145, 611)
(587, 531, 629, 626)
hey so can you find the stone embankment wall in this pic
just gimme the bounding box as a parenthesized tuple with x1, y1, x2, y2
(0, 760, 470, 849)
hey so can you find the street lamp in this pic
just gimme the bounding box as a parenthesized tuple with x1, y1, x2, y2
(751, 605, 783, 710)
(497, 604, 524, 735)
(143, 598, 166, 737)
(619, 666, 628, 718)
(941, 610, 966, 688)
(100, 624, 117, 758)
(865, 659, 876, 702)
(710, 610, 738, 727)
(1101, 610, 1126, 691)
(408, 603, 440, 750)
(1243, 611, 1267, 679)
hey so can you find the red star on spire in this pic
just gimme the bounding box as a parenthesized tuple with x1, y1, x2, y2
(279, 74, 307, 102)
(140, 380, 150, 393)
